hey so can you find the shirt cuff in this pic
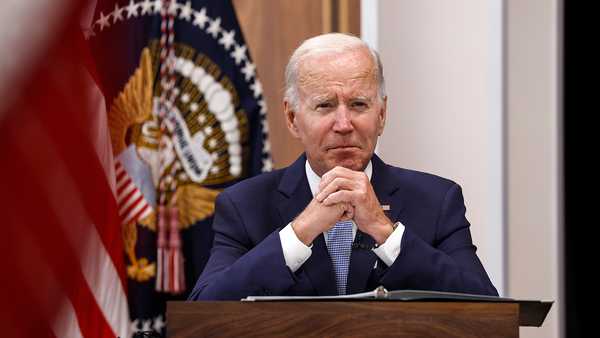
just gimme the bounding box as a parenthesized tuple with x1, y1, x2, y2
(279, 222, 312, 272)
(372, 221, 405, 267)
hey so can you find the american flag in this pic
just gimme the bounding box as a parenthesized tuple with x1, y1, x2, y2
(0, 0, 130, 337)
(115, 160, 153, 225)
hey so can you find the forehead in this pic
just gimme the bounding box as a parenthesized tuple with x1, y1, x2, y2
(297, 49, 378, 97)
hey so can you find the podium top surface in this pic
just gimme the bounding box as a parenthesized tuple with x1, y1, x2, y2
(239, 288, 553, 327)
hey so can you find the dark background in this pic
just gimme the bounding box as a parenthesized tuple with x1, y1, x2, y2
(564, 1, 594, 337)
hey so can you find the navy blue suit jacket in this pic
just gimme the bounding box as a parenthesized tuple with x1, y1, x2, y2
(189, 154, 498, 300)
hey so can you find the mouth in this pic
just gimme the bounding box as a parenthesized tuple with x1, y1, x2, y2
(326, 145, 360, 151)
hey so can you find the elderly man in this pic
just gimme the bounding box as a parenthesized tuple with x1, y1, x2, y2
(189, 33, 497, 300)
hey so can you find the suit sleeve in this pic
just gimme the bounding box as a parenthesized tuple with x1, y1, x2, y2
(378, 184, 498, 296)
(188, 191, 298, 300)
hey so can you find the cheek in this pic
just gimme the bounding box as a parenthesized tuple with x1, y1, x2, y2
(300, 116, 332, 141)
(356, 116, 381, 139)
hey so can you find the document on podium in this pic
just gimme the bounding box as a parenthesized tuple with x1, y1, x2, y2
(242, 286, 553, 327)
(242, 286, 511, 302)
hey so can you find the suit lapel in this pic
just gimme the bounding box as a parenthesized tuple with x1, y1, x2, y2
(347, 155, 405, 294)
(276, 154, 337, 295)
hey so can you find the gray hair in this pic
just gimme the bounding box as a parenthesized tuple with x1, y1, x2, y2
(284, 33, 386, 111)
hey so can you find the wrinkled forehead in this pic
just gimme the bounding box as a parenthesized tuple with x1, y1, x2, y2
(297, 49, 378, 94)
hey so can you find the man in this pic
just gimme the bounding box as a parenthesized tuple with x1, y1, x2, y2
(189, 33, 497, 300)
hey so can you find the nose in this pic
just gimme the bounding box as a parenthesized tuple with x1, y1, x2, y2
(332, 104, 353, 133)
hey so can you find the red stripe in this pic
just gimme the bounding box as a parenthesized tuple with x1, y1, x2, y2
(119, 185, 140, 210)
(130, 203, 150, 223)
(114, 162, 124, 176)
(121, 194, 145, 220)
(2, 136, 117, 338)
(116, 168, 127, 182)
(116, 176, 133, 196)
(35, 67, 127, 291)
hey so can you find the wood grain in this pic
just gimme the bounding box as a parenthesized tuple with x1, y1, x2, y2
(167, 301, 519, 337)
(233, 0, 361, 168)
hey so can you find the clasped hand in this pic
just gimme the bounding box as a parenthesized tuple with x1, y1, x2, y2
(292, 166, 393, 246)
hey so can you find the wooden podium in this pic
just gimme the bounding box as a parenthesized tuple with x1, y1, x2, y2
(167, 299, 551, 337)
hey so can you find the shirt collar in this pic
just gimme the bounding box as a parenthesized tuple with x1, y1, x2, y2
(305, 159, 373, 197)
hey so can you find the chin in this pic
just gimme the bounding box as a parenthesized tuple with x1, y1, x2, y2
(326, 154, 369, 172)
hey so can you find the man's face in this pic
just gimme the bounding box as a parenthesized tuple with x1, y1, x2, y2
(285, 48, 387, 176)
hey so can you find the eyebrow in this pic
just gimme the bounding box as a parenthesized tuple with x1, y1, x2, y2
(350, 96, 372, 101)
(309, 95, 336, 103)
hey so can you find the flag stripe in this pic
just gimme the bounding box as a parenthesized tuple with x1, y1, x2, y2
(23, 91, 129, 337)
(11, 127, 118, 338)
(116, 175, 132, 194)
(119, 185, 140, 209)
(123, 199, 150, 225)
(52, 297, 85, 338)
(117, 184, 137, 202)
(132, 203, 151, 222)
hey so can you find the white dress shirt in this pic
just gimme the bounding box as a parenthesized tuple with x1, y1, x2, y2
(279, 160, 405, 272)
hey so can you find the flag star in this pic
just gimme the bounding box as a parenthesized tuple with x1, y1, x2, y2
(83, 27, 95, 39)
(153, 0, 162, 14)
(258, 99, 267, 115)
(96, 11, 111, 31)
(263, 140, 271, 153)
(250, 80, 263, 98)
(130, 319, 140, 333)
(261, 118, 269, 133)
(207, 17, 221, 38)
(141, 319, 152, 332)
(126, 0, 139, 18)
(112, 3, 124, 23)
(230, 44, 247, 65)
(140, 0, 153, 15)
(153, 315, 165, 333)
(241, 62, 256, 81)
(262, 158, 273, 172)
(167, 1, 179, 15)
(180, 1, 193, 21)
(193, 8, 208, 28)
(219, 29, 236, 50)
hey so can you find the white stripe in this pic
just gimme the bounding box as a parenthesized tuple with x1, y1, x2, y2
(53, 298, 85, 338)
(81, 225, 130, 338)
(115, 161, 125, 175)
(14, 204, 86, 338)
(119, 188, 142, 215)
(122, 200, 149, 224)
(117, 183, 137, 204)
(21, 114, 130, 338)
(139, 205, 152, 219)
(116, 175, 132, 193)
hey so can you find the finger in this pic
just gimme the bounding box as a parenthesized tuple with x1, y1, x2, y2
(345, 204, 355, 220)
(338, 203, 354, 221)
(319, 166, 361, 192)
(322, 190, 355, 206)
(316, 177, 358, 202)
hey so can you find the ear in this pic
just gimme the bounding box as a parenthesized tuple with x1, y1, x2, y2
(377, 96, 387, 136)
(284, 100, 301, 139)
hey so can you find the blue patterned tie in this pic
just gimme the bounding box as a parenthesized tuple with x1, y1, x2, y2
(327, 220, 353, 295)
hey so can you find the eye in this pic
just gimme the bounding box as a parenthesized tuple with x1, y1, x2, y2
(315, 102, 333, 110)
(351, 101, 369, 109)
